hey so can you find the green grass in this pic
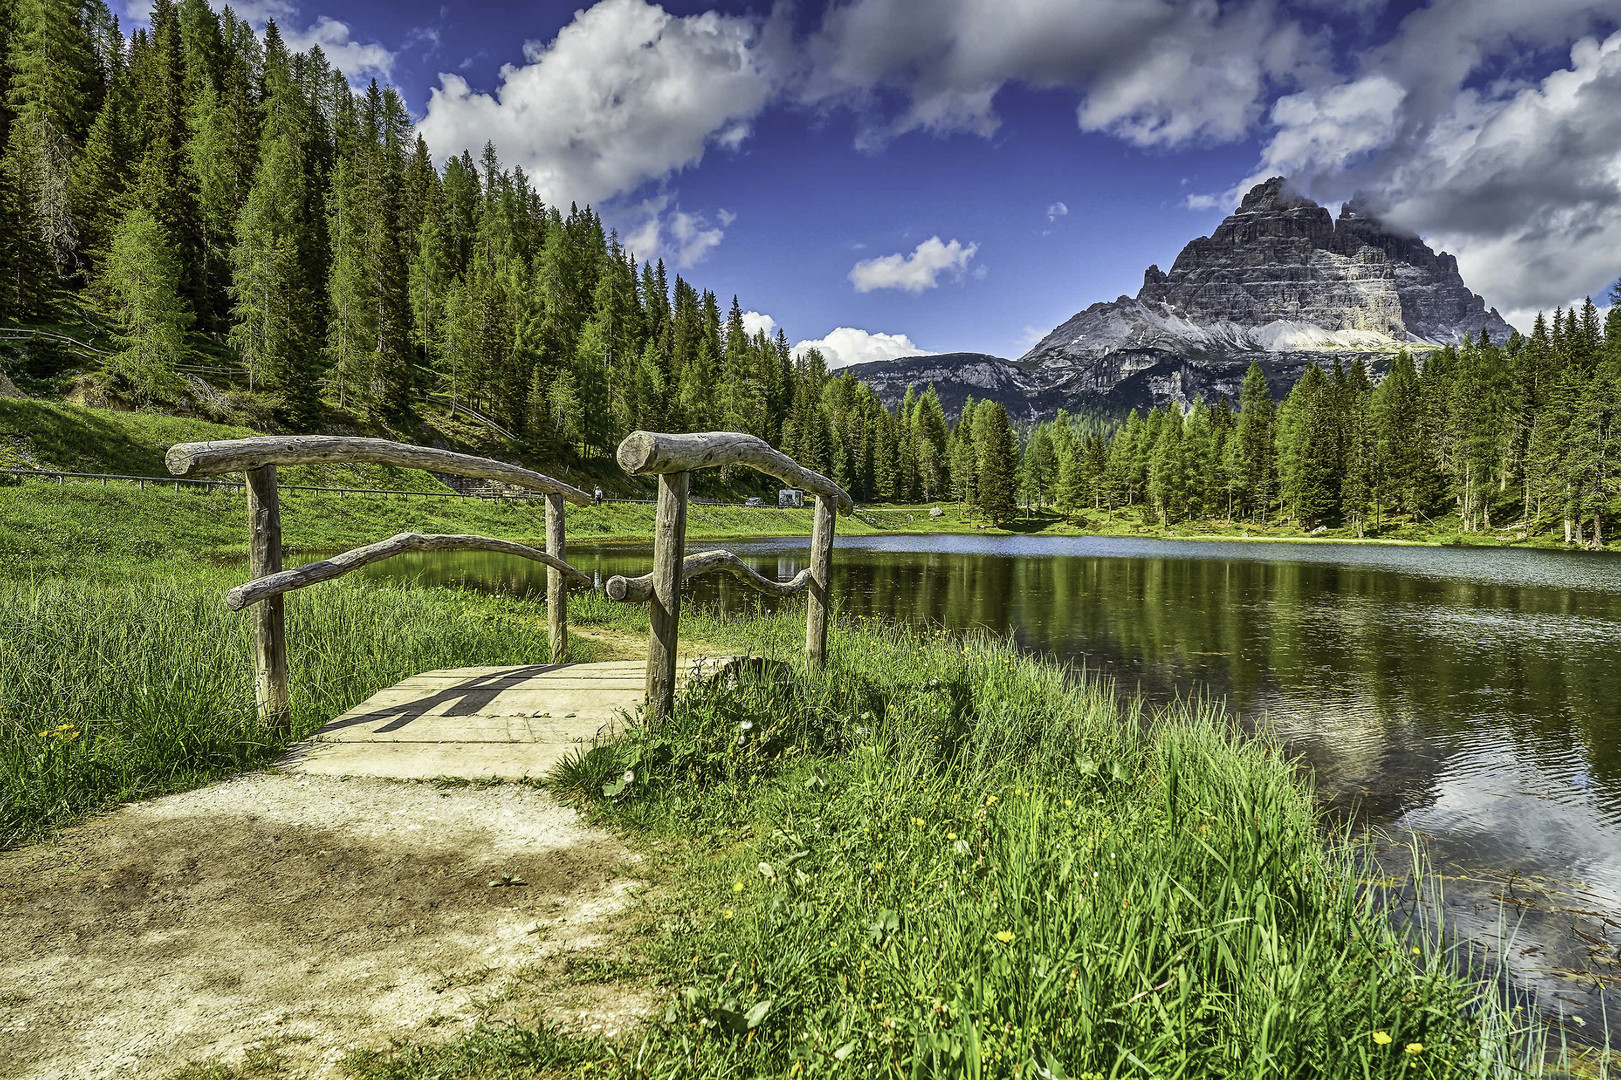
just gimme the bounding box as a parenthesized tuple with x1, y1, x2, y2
(0, 482, 891, 574)
(0, 566, 596, 847)
(342, 602, 1586, 1079)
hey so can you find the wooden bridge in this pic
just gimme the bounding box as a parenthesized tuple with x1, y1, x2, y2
(167, 430, 853, 779)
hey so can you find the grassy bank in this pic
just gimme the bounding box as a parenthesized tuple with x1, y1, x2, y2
(863, 502, 1616, 552)
(0, 567, 594, 846)
(349, 602, 1561, 1078)
(0, 481, 891, 574)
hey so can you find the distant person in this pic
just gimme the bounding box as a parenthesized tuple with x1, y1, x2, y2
(593, 485, 603, 505)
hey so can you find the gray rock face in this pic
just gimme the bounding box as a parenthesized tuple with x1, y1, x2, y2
(846, 178, 1516, 419)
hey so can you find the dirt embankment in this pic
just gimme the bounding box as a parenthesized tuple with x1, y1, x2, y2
(0, 773, 652, 1079)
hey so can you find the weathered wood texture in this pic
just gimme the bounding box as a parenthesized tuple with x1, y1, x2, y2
(606, 549, 813, 603)
(246, 465, 289, 729)
(545, 493, 568, 664)
(646, 472, 689, 726)
(167, 436, 593, 505)
(805, 493, 836, 670)
(225, 533, 593, 611)
(616, 431, 853, 516)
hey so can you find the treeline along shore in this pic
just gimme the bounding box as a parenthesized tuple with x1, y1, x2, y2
(6, 0, 1618, 552)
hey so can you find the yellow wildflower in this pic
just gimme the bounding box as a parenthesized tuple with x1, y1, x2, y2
(1405, 1044, 1423, 1055)
(994, 930, 1014, 943)
(733, 881, 744, 893)
(1372, 1032, 1393, 1046)
(722, 909, 734, 920)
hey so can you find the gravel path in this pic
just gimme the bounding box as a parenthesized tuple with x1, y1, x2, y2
(0, 773, 649, 1078)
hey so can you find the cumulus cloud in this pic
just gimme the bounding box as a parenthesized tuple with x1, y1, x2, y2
(1046, 201, 1068, 221)
(621, 195, 730, 268)
(416, 0, 781, 208)
(792, 327, 931, 369)
(849, 236, 979, 293)
(283, 16, 395, 83)
(802, 0, 1319, 149)
(1209, 2, 1621, 315)
(741, 310, 777, 337)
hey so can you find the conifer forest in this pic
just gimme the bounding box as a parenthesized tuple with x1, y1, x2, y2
(1, 0, 1617, 540)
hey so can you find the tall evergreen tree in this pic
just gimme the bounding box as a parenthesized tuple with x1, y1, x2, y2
(95, 204, 190, 400)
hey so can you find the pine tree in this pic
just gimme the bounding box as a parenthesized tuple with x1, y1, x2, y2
(1148, 407, 1188, 525)
(70, 55, 135, 273)
(975, 400, 1018, 525)
(95, 205, 190, 401)
(1372, 350, 1432, 517)
(4, 0, 96, 283)
(228, 48, 320, 423)
(1232, 363, 1275, 521)
(1341, 360, 1377, 537)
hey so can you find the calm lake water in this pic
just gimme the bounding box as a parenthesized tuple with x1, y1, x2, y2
(363, 533, 1621, 1041)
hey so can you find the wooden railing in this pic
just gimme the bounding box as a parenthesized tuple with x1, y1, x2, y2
(606, 431, 854, 724)
(166, 436, 593, 730)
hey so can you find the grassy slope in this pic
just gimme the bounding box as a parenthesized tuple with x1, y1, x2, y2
(0, 482, 889, 573)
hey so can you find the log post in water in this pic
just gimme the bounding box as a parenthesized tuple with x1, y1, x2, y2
(546, 492, 567, 664)
(245, 465, 289, 730)
(806, 493, 837, 671)
(647, 471, 689, 726)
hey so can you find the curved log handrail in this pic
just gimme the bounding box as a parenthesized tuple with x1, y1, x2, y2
(606, 549, 813, 603)
(225, 533, 594, 611)
(167, 436, 593, 505)
(616, 431, 853, 516)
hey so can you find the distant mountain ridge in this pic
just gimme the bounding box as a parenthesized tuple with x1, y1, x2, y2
(845, 178, 1515, 419)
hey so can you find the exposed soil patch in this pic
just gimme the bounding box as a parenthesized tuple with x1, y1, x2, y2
(0, 773, 653, 1078)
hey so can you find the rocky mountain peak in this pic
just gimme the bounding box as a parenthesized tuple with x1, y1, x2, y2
(1127, 177, 1510, 346)
(845, 177, 1517, 421)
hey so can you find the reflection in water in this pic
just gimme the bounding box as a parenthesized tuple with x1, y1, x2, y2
(364, 534, 1621, 1042)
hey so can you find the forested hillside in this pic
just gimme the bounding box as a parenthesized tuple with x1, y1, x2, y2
(2, 0, 1616, 542)
(1016, 304, 1621, 546)
(0, 0, 976, 505)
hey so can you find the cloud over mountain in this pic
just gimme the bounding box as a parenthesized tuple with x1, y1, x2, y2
(793, 327, 930, 369)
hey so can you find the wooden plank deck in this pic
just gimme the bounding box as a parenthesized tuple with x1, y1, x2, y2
(279, 655, 737, 780)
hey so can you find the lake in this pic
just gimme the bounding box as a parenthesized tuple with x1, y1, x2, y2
(363, 532, 1621, 1041)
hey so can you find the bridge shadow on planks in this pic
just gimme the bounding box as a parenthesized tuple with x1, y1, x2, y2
(318, 664, 574, 735)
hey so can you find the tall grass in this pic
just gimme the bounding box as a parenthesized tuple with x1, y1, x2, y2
(0, 570, 573, 846)
(356, 612, 1578, 1079)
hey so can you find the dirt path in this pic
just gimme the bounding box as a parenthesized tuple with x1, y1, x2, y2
(0, 773, 654, 1079)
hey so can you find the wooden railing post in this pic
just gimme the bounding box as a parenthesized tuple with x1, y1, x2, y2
(545, 492, 567, 664)
(806, 493, 836, 670)
(647, 471, 689, 725)
(245, 464, 289, 730)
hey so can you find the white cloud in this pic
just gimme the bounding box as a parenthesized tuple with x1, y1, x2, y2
(416, 0, 780, 208)
(717, 208, 738, 227)
(792, 327, 931, 369)
(802, 0, 1319, 149)
(1046, 201, 1068, 221)
(1234, 21, 1621, 314)
(740, 310, 777, 337)
(621, 195, 729, 269)
(849, 236, 978, 294)
(283, 16, 395, 83)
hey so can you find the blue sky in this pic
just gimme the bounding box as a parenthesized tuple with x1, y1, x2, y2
(122, 0, 1621, 365)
